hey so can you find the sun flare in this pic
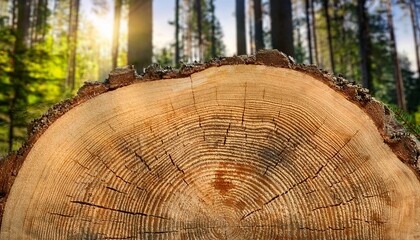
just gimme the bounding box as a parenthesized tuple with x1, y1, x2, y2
(90, 14, 114, 43)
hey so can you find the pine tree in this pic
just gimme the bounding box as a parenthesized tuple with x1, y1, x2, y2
(408, 0, 420, 77)
(322, 0, 335, 72)
(128, 0, 152, 72)
(386, 0, 407, 110)
(270, 0, 294, 56)
(175, 0, 181, 65)
(305, 0, 313, 64)
(254, 0, 264, 50)
(357, 0, 373, 91)
(66, 0, 80, 91)
(236, 0, 246, 55)
(112, 0, 122, 69)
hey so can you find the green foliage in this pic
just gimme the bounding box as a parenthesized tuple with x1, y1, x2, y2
(154, 47, 174, 66)
(0, 4, 67, 154)
(388, 104, 420, 139)
(170, 0, 226, 63)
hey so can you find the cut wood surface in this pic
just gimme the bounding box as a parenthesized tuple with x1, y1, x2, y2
(0, 50, 419, 239)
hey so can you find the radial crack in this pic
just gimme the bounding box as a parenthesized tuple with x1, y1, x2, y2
(240, 208, 262, 221)
(70, 200, 170, 219)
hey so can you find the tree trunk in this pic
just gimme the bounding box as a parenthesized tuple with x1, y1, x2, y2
(210, 0, 216, 58)
(128, 0, 152, 72)
(1, 50, 420, 239)
(356, 0, 373, 92)
(270, 0, 294, 57)
(409, 0, 420, 77)
(112, 0, 122, 70)
(195, 0, 203, 60)
(305, 0, 313, 64)
(36, 0, 48, 41)
(248, 0, 255, 54)
(236, 0, 246, 55)
(8, 0, 31, 152)
(322, 0, 335, 72)
(311, 0, 319, 65)
(254, 0, 264, 51)
(386, 0, 407, 111)
(66, 0, 80, 91)
(175, 0, 180, 65)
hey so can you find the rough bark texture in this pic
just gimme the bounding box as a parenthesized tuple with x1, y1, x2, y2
(210, 0, 216, 58)
(270, 0, 294, 57)
(409, 0, 420, 77)
(112, 0, 122, 70)
(195, 0, 203, 60)
(175, 0, 180, 65)
(66, 0, 80, 91)
(322, 0, 335, 73)
(253, 0, 264, 51)
(311, 0, 319, 65)
(356, 0, 373, 92)
(128, 0, 152, 72)
(386, 0, 406, 111)
(305, 0, 313, 64)
(236, 0, 246, 55)
(0, 50, 419, 239)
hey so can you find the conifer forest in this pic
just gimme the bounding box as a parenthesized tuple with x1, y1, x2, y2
(0, 0, 419, 156)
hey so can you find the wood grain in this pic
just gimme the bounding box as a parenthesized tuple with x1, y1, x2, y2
(1, 64, 420, 239)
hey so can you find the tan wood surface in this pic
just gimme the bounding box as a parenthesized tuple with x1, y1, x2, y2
(1, 63, 420, 239)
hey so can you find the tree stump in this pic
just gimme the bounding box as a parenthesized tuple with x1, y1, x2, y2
(0, 50, 419, 239)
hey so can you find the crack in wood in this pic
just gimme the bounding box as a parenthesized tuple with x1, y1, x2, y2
(103, 236, 135, 240)
(299, 226, 348, 232)
(168, 153, 185, 174)
(86, 149, 131, 185)
(70, 200, 170, 219)
(190, 75, 206, 142)
(241, 82, 247, 127)
(134, 152, 151, 171)
(141, 230, 179, 234)
(223, 123, 231, 145)
(105, 186, 126, 194)
(86, 149, 132, 185)
(48, 212, 74, 218)
(240, 208, 262, 221)
(310, 197, 356, 212)
(264, 195, 280, 206)
(312, 130, 360, 179)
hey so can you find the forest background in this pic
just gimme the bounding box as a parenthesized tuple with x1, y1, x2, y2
(0, 0, 419, 156)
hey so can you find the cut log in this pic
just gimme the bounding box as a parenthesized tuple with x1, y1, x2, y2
(0, 50, 419, 239)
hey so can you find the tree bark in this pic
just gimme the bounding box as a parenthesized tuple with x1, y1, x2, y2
(66, 0, 80, 91)
(175, 0, 180, 65)
(36, 0, 48, 41)
(253, 0, 264, 51)
(270, 0, 294, 57)
(112, 0, 122, 70)
(8, 0, 31, 152)
(1, 50, 420, 239)
(128, 0, 152, 72)
(210, 0, 216, 58)
(236, 0, 246, 55)
(311, 0, 319, 65)
(248, 0, 255, 54)
(386, 0, 407, 111)
(356, 0, 373, 92)
(195, 0, 203, 60)
(409, 0, 420, 77)
(322, 0, 335, 72)
(305, 0, 313, 64)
